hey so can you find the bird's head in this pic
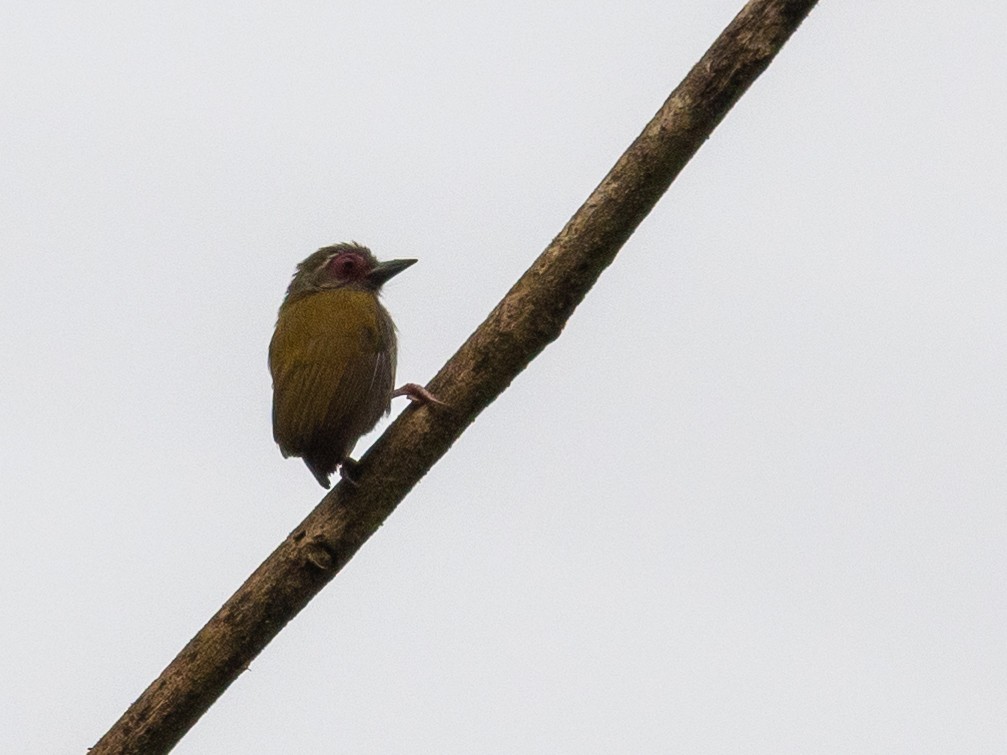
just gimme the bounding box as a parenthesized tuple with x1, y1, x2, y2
(283, 242, 417, 302)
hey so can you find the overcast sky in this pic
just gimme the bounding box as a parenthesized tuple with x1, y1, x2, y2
(2, 2, 1005, 753)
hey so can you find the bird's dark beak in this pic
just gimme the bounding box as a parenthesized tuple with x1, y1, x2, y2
(368, 258, 417, 287)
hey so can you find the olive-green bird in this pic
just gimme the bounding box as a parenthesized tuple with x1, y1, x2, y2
(269, 242, 421, 487)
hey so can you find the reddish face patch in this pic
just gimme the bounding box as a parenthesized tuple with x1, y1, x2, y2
(326, 252, 371, 283)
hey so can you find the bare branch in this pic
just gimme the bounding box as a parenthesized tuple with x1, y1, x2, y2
(91, 1, 819, 752)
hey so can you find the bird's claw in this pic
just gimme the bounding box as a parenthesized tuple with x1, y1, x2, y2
(392, 382, 448, 407)
(339, 458, 361, 486)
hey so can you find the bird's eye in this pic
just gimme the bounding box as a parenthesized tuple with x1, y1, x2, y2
(328, 253, 365, 280)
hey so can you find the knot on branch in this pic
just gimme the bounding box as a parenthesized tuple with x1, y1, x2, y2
(302, 535, 337, 571)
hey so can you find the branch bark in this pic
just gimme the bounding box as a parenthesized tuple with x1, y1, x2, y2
(92, 1, 818, 751)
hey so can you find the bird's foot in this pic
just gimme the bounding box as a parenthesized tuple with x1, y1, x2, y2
(339, 458, 361, 486)
(392, 382, 447, 407)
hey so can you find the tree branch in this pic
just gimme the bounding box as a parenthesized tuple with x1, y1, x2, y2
(91, 1, 819, 751)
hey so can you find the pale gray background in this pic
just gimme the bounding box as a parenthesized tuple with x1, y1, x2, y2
(2, 2, 1005, 753)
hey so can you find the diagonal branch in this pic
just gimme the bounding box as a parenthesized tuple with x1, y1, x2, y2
(92, 1, 819, 752)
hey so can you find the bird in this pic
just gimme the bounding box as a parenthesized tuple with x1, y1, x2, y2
(269, 242, 429, 487)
